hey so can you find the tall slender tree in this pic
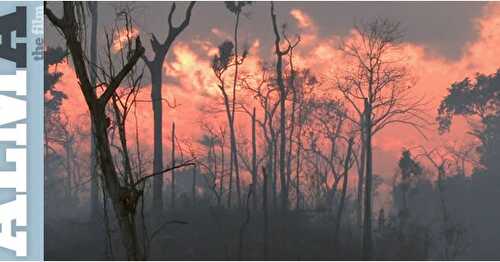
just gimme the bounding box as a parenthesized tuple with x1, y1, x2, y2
(270, 2, 294, 212)
(224, 1, 251, 208)
(336, 18, 428, 259)
(251, 107, 258, 209)
(45, 3, 145, 259)
(171, 121, 176, 209)
(87, 1, 100, 221)
(45, 4, 195, 259)
(142, 2, 196, 212)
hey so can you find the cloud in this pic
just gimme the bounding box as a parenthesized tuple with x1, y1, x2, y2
(48, 4, 500, 186)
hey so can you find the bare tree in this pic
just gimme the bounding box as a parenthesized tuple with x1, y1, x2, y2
(142, 2, 195, 212)
(46, 2, 145, 258)
(334, 137, 355, 246)
(241, 64, 279, 208)
(336, 18, 428, 259)
(270, 2, 299, 212)
(417, 146, 467, 260)
(211, 39, 249, 208)
(87, 1, 100, 221)
(45, 3, 194, 259)
(171, 122, 176, 209)
(221, 1, 252, 208)
(262, 166, 269, 258)
(251, 107, 258, 209)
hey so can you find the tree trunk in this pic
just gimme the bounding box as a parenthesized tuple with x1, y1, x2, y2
(262, 167, 269, 259)
(278, 54, 288, 213)
(228, 118, 240, 208)
(295, 106, 303, 210)
(111, 96, 134, 185)
(142, 1, 196, 214)
(356, 126, 365, 230)
(286, 71, 297, 203)
(271, 3, 289, 212)
(272, 136, 278, 209)
(219, 142, 225, 207)
(334, 137, 354, 246)
(88, 1, 99, 221)
(45, 4, 146, 259)
(228, 149, 233, 208)
(192, 165, 196, 207)
(251, 107, 258, 210)
(362, 99, 373, 260)
(231, 12, 242, 209)
(151, 66, 164, 212)
(171, 121, 176, 209)
(93, 106, 142, 260)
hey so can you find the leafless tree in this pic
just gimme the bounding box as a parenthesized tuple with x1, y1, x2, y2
(336, 18, 428, 259)
(45, 3, 194, 259)
(417, 146, 468, 260)
(142, 2, 195, 212)
(334, 136, 355, 246)
(211, 38, 249, 208)
(270, 2, 300, 212)
(87, 1, 100, 221)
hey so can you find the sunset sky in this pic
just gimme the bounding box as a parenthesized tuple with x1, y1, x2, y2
(45, 2, 500, 207)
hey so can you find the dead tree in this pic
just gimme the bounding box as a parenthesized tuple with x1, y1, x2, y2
(142, 2, 195, 212)
(192, 165, 197, 207)
(88, 1, 100, 221)
(45, 3, 194, 259)
(270, 2, 297, 212)
(171, 122, 176, 209)
(251, 107, 258, 209)
(336, 18, 428, 259)
(45, 3, 145, 258)
(262, 166, 269, 259)
(211, 40, 248, 208)
(225, 2, 252, 208)
(242, 65, 279, 208)
(417, 146, 467, 260)
(334, 137, 355, 246)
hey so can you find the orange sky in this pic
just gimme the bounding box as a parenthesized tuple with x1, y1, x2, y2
(48, 3, 500, 207)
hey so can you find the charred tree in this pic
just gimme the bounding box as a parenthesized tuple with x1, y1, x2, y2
(45, 3, 145, 259)
(251, 107, 258, 210)
(270, 2, 293, 212)
(171, 122, 176, 209)
(334, 137, 354, 246)
(88, 1, 100, 221)
(142, 2, 195, 212)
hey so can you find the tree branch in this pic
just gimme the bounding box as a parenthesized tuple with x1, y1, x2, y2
(100, 37, 145, 104)
(133, 159, 196, 186)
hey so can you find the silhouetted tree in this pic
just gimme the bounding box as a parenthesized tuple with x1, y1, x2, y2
(397, 150, 422, 219)
(46, 3, 194, 259)
(437, 70, 500, 177)
(142, 2, 195, 212)
(336, 18, 428, 258)
(270, 2, 298, 212)
(224, 1, 252, 208)
(211, 40, 248, 208)
(87, 1, 100, 221)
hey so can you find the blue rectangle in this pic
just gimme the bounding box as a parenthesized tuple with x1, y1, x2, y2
(0, 2, 43, 260)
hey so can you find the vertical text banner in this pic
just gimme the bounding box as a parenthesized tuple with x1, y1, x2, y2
(0, 1, 43, 260)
